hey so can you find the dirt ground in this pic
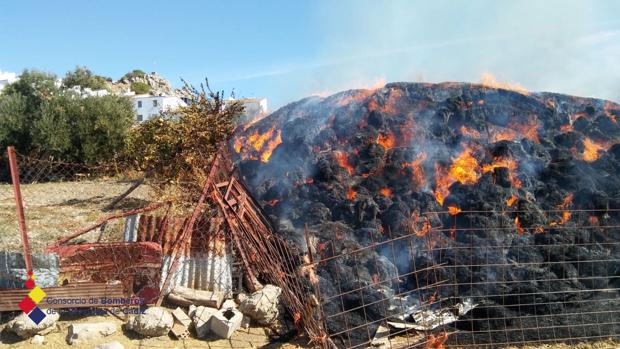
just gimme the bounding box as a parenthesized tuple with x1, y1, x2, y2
(0, 311, 307, 349)
(0, 179, 152, 253)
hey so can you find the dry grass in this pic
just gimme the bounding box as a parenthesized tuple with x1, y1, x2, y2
(0, 180, 152, 253)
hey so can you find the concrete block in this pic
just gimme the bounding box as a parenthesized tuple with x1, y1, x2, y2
(210, 308, 243, 339)
(192, 306, 218, 338)
(172, 307, 192, 328)
(169, 322, 189, 340)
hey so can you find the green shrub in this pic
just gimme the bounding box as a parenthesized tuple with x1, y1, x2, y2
(131, 82, 151, 94)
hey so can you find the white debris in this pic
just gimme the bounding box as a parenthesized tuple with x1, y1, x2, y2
(210, 308, 243, 339)
(68, 322, 116, 345)
(125, 307, 173, 337)
(6, 312, 60, 338)
(238, 284, 282, 325)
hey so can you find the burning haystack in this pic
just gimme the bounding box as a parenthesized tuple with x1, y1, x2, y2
(233, 82, 620, 347)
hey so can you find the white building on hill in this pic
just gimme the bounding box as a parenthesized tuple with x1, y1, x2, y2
(133, 94, 187, 122)
(0, 71, 18, 92)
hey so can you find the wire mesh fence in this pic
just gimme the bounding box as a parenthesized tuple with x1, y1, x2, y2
(308, 208, 620, 348)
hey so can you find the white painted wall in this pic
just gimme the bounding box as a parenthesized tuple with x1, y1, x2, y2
(0, 70, 18, 92)
(133, 95, 187, 122)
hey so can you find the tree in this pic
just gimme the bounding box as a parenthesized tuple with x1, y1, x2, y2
(127, 79, 244, 203)
(0, 70, 59, 154)
(1, 69, 135, 164)
(62, 66, 109, 90)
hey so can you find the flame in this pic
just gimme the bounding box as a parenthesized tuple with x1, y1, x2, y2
(479, 72, 529, 95)
(260, 130, 282, 163)
(560, 124, 573, 133)
(376, 132, 396, 149)
(589, 215, 599, 225)
(449, 148, 480, 185)
(424, 332, 449, 349)
(482, 156, 522, 188)
(334, 151, 355, 175)
(336, 89, 376, 107)
(604, 101, 618, 123)
(235, 125, 282, 163)
(582, 137, 609, 162)
(368, 88, 403, 115)
(511, 118, 540, 144)
(233, 138, 243, 153)
(550, 193, 573, 226)
(460, 126, 481, 139)
(447, 204, 461, 215)
(402, 152, 427, 188)
(347, 187, 357, 200)
(515, 216, 524, 235)
(506, 194, 518, 207)
(491, 128, 518, 143)
(380, 187, 392, 197)
(434, 164, 451, 206)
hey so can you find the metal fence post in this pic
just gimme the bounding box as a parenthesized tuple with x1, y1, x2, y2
(7, 146, 33, 274)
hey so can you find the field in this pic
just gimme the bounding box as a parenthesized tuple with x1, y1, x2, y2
(0, 180, 152, 253)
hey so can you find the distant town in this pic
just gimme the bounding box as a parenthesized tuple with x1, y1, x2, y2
(0, 69, 268, 123)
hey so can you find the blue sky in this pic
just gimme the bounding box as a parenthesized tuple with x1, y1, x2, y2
(1, 0, 619, 109)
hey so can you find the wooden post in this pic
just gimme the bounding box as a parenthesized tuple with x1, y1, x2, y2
(7, 146, 33, 274)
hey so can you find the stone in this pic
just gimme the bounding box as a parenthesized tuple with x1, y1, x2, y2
(192, 306, 218, 338)
(30, 334, 45, 345)
(125, 307, 173, 337)
(188, 304, 197, 318)
(6, 311, 60, 338)
(67, 322, 116, 345)
(93, 341, 125, 349)
(171, 307, 191, 327)
(238, 284, 282, 325)
(167, 286, 223, 308)
(209, 308, 243, 339)
(220, 299, 237, 310)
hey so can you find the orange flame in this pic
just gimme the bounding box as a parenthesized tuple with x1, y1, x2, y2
(589, 215, 599, 225)
(582, 138, 609, 162)
(347, 187, 357, 200)
(550, 193, 573, 226)
(515, 216, 524, 235)
(424, 332, 449, 349)
(376, 132, 396, 149)
(449, 148, 480, 185)
(460, 126, 481, 139)
(447, 204, 461, 215)
(334, 151, 355, 175)
(560, 124, 573, 133)
(506, 194, 518, 207)
(368, 88, 403, 115)
(491, 128, 518, 143)
(510, 118, 540, 144)
(235, 125, 282, 163)
(260, 130, 282, 163)
(479, 72, 529, 95)
(380, 187, 392, 197)
(402, 152, 427, 188)
(482, 156, 522, 188)
(265, 199, 279, 206)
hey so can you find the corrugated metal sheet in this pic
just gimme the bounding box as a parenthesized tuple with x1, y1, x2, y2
(0, 251, 58, 288)
(124, 214, 233, 297)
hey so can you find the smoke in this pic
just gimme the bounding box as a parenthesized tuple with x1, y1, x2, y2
(295, 0, 620, 106)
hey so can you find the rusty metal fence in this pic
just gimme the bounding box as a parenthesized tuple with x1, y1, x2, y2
(306, 209, 620, 348)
